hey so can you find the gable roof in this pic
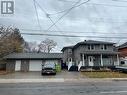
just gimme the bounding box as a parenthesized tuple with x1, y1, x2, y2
(118, 42, 127, 49)
(4, 53, 63, 60)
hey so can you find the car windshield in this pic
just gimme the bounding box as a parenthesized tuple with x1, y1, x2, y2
(44, 63, 55, 68)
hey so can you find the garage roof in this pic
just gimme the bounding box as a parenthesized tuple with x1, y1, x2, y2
(4, 53, 63, 60)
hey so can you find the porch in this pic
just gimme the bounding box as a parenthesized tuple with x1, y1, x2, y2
(78, 53, 119, 71)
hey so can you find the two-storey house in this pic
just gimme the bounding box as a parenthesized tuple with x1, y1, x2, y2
(61, 40, 120, 71)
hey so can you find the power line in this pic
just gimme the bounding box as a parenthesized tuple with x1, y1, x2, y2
(33, 0, 41, 30)
(47, 0, 82, 30)
(20, 32, 127, 39)
(47, 0, 90, 30)
(20, 28, 127, 34)
(112, 0, 127, 2)
(49, 1, 127, 16)
(34, 0, 60, 30)
(58, 0, 77, 3)
(34, 0, 71, 42)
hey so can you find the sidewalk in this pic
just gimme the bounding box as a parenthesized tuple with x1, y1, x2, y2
(0, 78, 127, 83)
(0, 71, 127, 83)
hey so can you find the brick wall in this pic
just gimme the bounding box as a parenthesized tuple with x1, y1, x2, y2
(118, 48, 127, 57)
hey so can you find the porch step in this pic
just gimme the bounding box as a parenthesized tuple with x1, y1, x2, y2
(69, 66, 78, 71)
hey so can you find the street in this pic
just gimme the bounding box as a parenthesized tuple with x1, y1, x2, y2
(0, 81, 127, 95)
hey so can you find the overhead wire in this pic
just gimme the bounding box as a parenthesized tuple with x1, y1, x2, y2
(20, 32, 127, 39)
(49, 1, 127, 16)
(47, 0, 90, 30)
(34, 0, 60, 30)
(33, 0, 42, 30)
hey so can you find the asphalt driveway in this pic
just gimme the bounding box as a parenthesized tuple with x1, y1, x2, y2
(0, 70, 86, 79)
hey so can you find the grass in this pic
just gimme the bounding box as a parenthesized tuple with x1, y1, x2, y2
(81, 71, 127, 78)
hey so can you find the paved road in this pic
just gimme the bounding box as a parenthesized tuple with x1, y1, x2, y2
(0, 81, 127, 95)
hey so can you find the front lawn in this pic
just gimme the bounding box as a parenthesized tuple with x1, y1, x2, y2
(81, 71, 127, 78)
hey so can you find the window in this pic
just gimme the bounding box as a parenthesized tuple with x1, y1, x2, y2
(104, 45, 107, 50)
(88, 45, 90, 50)
(101, 45, 103, 50)
(101, 45, 107, 50)
(91, 45, 94, 50)
(68, 58, 72, 62)
(68, 49, 72, 54)
(88, 45, 95, 50)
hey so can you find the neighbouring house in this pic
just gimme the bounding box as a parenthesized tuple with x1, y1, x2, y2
(4, 53, 63, 72)
(118, 42, 127, 65)
(61, 40, 120, 71)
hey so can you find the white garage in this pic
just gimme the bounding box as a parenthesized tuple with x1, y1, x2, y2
(15, 60, 21, 71)
(29, 60, 42, 71)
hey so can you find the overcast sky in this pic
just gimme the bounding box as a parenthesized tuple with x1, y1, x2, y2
(0, 0, 127, 52)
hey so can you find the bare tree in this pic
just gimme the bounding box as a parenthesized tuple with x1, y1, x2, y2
(0, 26, 24, 57)
(38, 38, 57, 53)
(23, 41, 38, 52)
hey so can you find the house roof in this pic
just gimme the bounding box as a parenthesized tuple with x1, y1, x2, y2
(61, 40, 115, 51)
(61, 45, 74, 51)
(75, 40, 115, 45)
(4, 53, 63, 60)
(118, 42, 127, 49)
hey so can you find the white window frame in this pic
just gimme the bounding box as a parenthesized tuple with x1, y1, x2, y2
(88, 45, 95, 50)
(68, 57, 72, 62)
(101, 45, 107, 50)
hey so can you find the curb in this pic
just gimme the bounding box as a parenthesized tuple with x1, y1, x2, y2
(111, 78, 127, 81)
(0, 78, 64, 83)
(0, 78, 127, 83)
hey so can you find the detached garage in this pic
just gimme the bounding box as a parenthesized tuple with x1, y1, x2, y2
(4, 53, 63, 72)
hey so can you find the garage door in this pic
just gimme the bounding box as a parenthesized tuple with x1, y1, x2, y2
(15, 60, 21, 71)
(29, 60, 42, 71)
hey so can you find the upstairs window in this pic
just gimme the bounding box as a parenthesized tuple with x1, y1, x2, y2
(104, 45, 107, 50)
(91, 45, 94, 50)
(68, 49, 72, 54)
(101, 45, 107, 50)
(88, 45, 91, 50)
(88, 45, 95, 50)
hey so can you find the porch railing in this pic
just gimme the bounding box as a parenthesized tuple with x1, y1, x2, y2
(78, 61, 83, 71)
(68, 62, 73, 70)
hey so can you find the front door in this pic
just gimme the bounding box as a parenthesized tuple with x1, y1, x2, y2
(88, 56, 94, 66)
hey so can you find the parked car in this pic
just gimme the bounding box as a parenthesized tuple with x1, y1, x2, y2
(41, 63, 56, 75)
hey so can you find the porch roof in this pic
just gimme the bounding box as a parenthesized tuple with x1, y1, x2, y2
(81, 51, 120, 55)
